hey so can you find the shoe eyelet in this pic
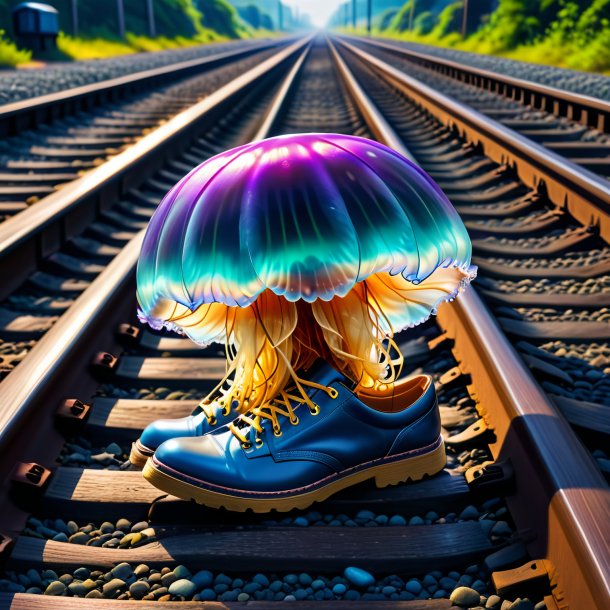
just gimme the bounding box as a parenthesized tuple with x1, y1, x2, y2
(290, 416, 299, 426)
(222, 406, 231, 417)
(208, 416, 217, 426)
(328, 387, 339, 399)
(241, 441, 252, 450)
(255, 437, 264, 447)
(273, 428, 283, 437)
(309, 404, 320, 416)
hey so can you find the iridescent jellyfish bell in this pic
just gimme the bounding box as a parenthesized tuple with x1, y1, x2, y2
(137, 133, 476, 411)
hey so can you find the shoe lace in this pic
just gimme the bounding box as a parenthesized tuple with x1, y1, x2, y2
(229, 378, 338, 449)
(192, 386, 233, 426)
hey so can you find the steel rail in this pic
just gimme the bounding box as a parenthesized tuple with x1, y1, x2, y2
(0, 39, 291, 138)
(336, 38, 610, 246)
(0, 36, 312, 300)
(343, 35, 610, 132)
(329, 37, 610, 610)
(0, 40, 312, 468)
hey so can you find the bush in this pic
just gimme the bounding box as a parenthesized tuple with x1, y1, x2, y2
(0, 30, 31, 66)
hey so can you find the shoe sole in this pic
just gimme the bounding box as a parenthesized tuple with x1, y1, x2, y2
(143, 436, 446, 513)
(129, 439, 154, 469)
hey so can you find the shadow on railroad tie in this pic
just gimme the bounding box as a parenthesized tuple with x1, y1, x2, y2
(493, 411, 610, 560)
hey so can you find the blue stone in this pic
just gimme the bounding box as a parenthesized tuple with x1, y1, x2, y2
(253, 574, 270, 587)
(344, 520, 358, 527)
(422, 574, 437, 586)
(220, 590, 239, 601)
(313, 590, 325, 600)
(294, 589, 308, 600)
(284, 574, 298, 585)
(400, 591, 415, 600)
(375, 515, 388, 525)
(192, 570, 213, 589)
(293, 517, 308, 527)
(284, 594, 296, 601)
(382, 586, 396, 596)
(345, 590, 360, 600)
(433, 589, 446, 598)
(344, 567, 375, 587)
(439, 577, 457, 590)
(328, 519, 341, 526)
(406, 579, 422, 595)
(333, 584, 347, 595)
(270, 580, 283, 592)
(199, 589, 216, 601)
(232, 578, 244, 588)
(298, 573, 312, 586)
(409, 516, 424, 525)
(274, 591, 285, 600)
(215, 573, 232, 586)
(214, 584, 229, 594)
(311, 579, 325, 591)
(389, 515, 406, 526)
(355, 510, 375, 520)
(244, 582, 262, 594)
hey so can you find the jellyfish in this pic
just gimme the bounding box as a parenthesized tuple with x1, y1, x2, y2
(137, 133, 476, 412)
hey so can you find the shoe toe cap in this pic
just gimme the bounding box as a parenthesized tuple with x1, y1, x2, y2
(153, 435, 229, 483)
(139, 416, 196, 451)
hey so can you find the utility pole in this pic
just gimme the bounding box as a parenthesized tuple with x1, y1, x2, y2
(71, 0, 78, 35)
(367, 0, 371, 36)
(408, 0, 416, 31)
(461, 0, 469, 37)
(352, 0, 356, 28)
(146, 0, 156, 37)
(116, 0, 125, 38)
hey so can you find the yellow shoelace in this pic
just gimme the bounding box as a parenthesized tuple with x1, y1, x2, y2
(229, 378, 338, 449)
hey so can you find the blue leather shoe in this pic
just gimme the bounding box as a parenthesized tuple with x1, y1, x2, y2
(143, 362, 445, 511)
(130, 398, 235, 468)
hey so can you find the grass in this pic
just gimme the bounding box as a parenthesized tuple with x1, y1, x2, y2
(0, 30, 31, 67)
(55, 31, 239, 61)
(341, 25, 610, 74)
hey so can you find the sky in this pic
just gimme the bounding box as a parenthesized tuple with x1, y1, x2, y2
(285, 0, 341, 27)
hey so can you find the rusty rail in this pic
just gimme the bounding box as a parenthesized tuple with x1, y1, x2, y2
(331, 36, 610, 610)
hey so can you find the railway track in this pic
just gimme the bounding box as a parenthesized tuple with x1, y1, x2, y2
(343, 36, 610, 180)
(0, 38, 290, 224)
(0, 34, 607, 610)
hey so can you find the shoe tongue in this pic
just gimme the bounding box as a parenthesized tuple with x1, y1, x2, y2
(305, 360, 346, 389)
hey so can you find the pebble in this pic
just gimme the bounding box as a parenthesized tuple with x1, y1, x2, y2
(253, 573, 270, 587)
(459, 505, 480, 520)
(506, 600, 535, 610)
(487, 594, 502, 608)
(68, 532, 89, 545)
(129, 581, 150, 599)
(110, 563, 133, 580)
(344, 567, 375, 587)
(168, 578, 197, 597)
(192, 569, 214, 589)
(333, 583, 347, 595)
(131, 521, 149, 533)
(199, 588, 216, 600)
(44, 581, 66, 596)
(102, 578, 126, 595)
(450, 586, 482, 607)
